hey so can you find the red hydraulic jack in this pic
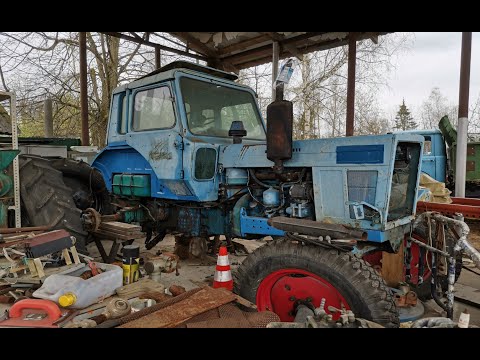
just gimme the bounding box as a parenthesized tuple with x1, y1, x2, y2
(0, 299, 63, 328)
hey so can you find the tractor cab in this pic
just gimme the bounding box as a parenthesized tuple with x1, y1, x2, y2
(94, 61, 266, 202)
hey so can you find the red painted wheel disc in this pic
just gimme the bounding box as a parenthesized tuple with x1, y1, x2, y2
(256, 268, 351, 322)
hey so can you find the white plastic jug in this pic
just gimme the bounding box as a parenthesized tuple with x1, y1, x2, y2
(33, 263, 123, 309)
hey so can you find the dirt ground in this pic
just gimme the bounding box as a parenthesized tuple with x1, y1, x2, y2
(86, 227, 480, 328)
(465, 219, 480, 249)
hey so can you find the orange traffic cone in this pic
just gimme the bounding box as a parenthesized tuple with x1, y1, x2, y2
(213, 246, 233, 291)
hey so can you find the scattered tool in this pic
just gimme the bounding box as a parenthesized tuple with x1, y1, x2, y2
(0, 299, 64, 328)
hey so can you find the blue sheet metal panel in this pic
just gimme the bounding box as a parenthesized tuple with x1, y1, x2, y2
(181, 141, 219, 202)
(220, 133, 424, 169)
(203, 208, 225, 235)
(220, 134, 395, 168)
(92, 146, 197, 201)
(312, 166, 391, 231)
(336, 145, 384, 164)
(178, 208, 201, 236)
(314, 169, 346, 219)
(240, 208, 285, 237)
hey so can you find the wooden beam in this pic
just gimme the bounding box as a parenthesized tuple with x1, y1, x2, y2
(225, 32, 389, 68)
(169, 32, 239, 73)
(169, 32, 217, 58)
(262, 32, 304, 61)
(217, 34, 272, 56)
(100, 32, 207, 61)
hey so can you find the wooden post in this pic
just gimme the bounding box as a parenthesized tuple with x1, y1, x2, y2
(155, 47, 161, 69)
(79, 32, 89, 146)
(346, 33, 357, 137)
(381, 242, 404, 288)
(44, 98, 53, 137)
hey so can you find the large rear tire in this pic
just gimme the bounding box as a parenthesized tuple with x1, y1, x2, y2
(19, 156, 89, 253)
(234, 239, 399, 328)
(49, 158, 112, 214)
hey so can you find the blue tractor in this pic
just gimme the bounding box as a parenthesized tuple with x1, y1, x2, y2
(19, 61, 427, 327)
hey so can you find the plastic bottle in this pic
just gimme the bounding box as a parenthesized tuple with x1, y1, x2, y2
(32, 263, 123, 309)
(458, 308, 470, 328)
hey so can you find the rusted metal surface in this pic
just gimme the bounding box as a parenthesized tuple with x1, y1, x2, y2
(79, 32, 89, 146)
(0, 226, 49, 234)
(268, 216, 366, 239)
(169, 285, 186, 297)
(416, 198, 480, 219)
(24, 230, 74, 258)
(394, 291, 418, 308)
(144, 253, 179, 274)
(119, 286, 236, 328)
(346, 33, 357, 137)
(468, 145, 476, 156)
(467, 161, 476, 171)
(266, 100, 293, 172)
(458, 32, 472, 119)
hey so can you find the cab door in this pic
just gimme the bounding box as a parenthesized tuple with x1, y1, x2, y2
(125, 83, 192, 198)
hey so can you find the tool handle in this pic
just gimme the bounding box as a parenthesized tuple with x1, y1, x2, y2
(9, 299, 62, 320)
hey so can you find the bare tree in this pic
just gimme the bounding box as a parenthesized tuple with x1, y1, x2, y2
(419, 87, 457, 129)
(0, 32, 191, 146)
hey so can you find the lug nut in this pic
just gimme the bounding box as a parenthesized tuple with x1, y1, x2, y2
(285, 285, 291, 291)
(289, 296, 296, 301)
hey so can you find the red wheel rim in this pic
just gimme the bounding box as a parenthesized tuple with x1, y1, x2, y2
(256, 269, 351, 322)
(406, 234, 432, 285)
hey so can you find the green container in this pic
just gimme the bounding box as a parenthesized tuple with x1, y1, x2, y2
(438, 115, 457, 147)
(112, 174, 151, 197)
(450, 142, 480, 182)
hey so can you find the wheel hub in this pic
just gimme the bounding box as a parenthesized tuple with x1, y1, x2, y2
(257, 269, 350, 322)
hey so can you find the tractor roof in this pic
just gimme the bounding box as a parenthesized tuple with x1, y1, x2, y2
(113, 61, 248, 95)
(139, 61, 238, 81)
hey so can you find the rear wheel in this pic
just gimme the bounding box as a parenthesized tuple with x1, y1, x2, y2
(19, 156, 89, 253)
(234, 239, 399, 327)
(49, 158, 112, 214)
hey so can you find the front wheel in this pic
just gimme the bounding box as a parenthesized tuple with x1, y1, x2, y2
(234, 239, 399, 327)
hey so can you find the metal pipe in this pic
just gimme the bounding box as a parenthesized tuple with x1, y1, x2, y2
(414, 212, 480, 268)
(430, 252, 447, 314)
(272, 41, 279, 102)
(44, 98, 53, 138)
(455, 32, 472, 197)
(446, 257, 456, 319)
(346, 33, 357, 137)
(155, 47, 161, 69)
(79, 32, 89, 146)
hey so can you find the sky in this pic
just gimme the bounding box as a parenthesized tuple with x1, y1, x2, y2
(378, 32, 480, 118)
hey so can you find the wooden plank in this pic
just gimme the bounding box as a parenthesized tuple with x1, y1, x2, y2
(70, 246, 81, 265)
(95, 227, 143, 238)
(119, 287, 236, 328)
(454, 283, 480, 307)
(381, 242, 404, 288)
(234, 294, 257, 310)
(101, 222, 142, 231)
(93, 229, 144, 241)
(62, 249, 72, 265)
(33, 258, 45, 278)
